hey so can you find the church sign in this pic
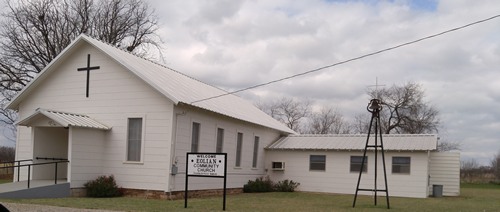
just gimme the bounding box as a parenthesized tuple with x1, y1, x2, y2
(187, 153, 226, 177)
(185, 152, 227, 210)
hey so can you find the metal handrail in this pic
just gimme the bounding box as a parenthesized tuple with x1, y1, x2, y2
(0, 159, 33, 164)
(0, 160, 69, 189)
(0, 159, 33, 182)
(36, 157, 68, 161)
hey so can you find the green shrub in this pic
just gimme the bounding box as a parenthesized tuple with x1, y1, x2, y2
(243, 176, 274, 193)
(84, 175, 123, 197)
(243, 177, 300, 193)
(274, 179, 300, 192)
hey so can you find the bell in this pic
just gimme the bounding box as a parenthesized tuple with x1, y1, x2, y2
(369, 99, 381, 110)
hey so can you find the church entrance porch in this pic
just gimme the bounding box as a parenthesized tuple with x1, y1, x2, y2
(15, 108, 111, 187)
(31, 127, 69, 181)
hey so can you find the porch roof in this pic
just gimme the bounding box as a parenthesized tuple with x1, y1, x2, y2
(16, 108, 111, 130)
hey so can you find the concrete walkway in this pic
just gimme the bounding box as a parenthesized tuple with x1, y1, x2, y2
(0, 180, 67, 193)
(0, 202, 120, 212)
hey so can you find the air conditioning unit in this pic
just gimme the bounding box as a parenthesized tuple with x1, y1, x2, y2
(271, 162, 285, 171)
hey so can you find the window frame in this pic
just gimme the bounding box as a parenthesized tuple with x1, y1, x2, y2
(252, 136, 260, 168)
(216, 128, 224, 153)
(350, 156, 368, 173)
(392, 156, 411, 174)
(235, 132, 243, 167)
(125, 116, 145, 163)
(309, 155, 326, 171)
(191, 122, 201, 153)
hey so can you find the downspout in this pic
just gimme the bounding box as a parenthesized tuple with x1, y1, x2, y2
(427, 150, 431, 197)
(168, 107, 186, 200)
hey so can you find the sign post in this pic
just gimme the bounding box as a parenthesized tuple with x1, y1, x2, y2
(185, 153, 227, 210)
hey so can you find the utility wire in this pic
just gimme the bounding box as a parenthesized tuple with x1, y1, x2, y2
(191, 14, 500, 104)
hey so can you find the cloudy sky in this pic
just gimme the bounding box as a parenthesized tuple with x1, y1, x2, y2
(0, 0, 498, 165)
(144, 0, 500, 165)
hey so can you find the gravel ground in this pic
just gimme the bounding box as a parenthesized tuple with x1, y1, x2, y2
(0, 202, 120, 212)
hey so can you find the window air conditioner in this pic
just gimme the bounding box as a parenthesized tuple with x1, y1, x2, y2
(272, 162, 285, 171)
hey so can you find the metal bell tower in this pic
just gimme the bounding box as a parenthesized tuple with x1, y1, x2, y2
(352, 98, 390, 209)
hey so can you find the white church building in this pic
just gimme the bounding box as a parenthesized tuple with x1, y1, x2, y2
(2, 34, 459, 199)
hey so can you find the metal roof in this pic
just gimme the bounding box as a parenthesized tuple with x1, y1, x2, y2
(6, 34, 295, 134)
(266, 134, 438, 151)
(16, 108, 111, 130)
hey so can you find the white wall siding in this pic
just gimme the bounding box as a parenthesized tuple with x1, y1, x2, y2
(266, 150, 430, 198)
(16, 42, 174, 191)
(170, 105, 283, 192)
(429, 152, 460, 196)
(14, 126, 35, 181)
(69, 128, 105, 187)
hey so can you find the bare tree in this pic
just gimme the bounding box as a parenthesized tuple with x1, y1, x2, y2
(351, 113, 370, 134)
(437, 139, 461, 152)
(461, 158, 480, 171)
(0, 0, 161, 130)
(492, 150, 500, 181)
(368, 82, 440, 134)
(460, 158, 480, 183)
(437, 137, 462, 152)
(257, 97, 311, 132)
(0, 146, 15, 162)
(306, 106, 350, 134)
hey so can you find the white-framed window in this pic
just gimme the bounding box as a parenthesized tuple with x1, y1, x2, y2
(216, 128, 224, 153)
(252, 136, 260, 168)
(392, 157, 411, 174)
(350, 156, 367, 173)
(191, 122, 200, 152)
(235, 132, 243, 167)
(310, 155, 326, 171)
(127, 117, 144, 162)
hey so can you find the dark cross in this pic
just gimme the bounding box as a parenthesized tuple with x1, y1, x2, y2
(77, 54, 100, 98)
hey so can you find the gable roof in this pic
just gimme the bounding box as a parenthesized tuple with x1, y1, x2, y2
(6, 34, 295, 134)
(266, 134, 438, 151)
(16, 108, 111, 130)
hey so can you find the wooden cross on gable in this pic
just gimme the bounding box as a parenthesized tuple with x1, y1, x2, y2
(77, 54, 100, 98)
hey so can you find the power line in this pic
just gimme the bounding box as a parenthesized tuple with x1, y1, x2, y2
(191, 14, 500, 104)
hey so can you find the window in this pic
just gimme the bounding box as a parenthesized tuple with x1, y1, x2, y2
(392, 157, 411, 174)
(191, 122, 200, 152)
(216, 128, 224, 153)
(127, 118, 143, 162)
(235, 132, 243, 167)
(309, 155, 326, 171)
(252, 136, 260, 168)
(350, 156, 368, 173)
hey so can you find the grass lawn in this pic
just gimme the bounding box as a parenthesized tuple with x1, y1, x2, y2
(1, 183, 499, 211)
(0, 179, 12, 184)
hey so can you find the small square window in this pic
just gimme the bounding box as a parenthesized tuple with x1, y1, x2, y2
(310, 155, 326, 171)
(350, 156, 367, 173)
(392, 157, 411, 174)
